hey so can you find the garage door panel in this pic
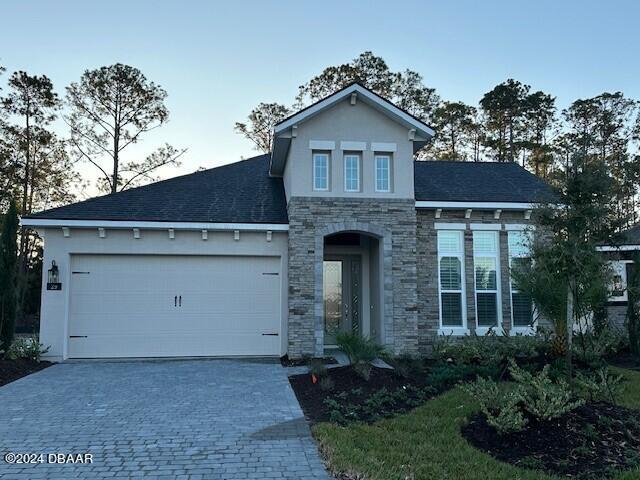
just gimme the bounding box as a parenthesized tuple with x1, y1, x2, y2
(68, 254, 281, 358)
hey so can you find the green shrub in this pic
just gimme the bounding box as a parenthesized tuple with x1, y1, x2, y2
(432, 331, 550, 367)
(508, 359, 584, 421)
(575, 367, 625, 403)
(572, 328, 628, 367)
(5, 336, 50, 362)
(427, 363, 502, 391)
(463, 377, 528, 434)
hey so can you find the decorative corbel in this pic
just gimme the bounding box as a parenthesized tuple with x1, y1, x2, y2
(465, 209, 472, 219)
(201, 230, 208, 241)
(168, 228, 175, 240)
(234, 230, 240, 241)
(493, 209, 502, 220)
(524, 210, 532, 220)
(62, 227, 70, 238)
(266, 230, 273, 242)
(435, 208, 442, 219)
(98, 228, 106, 238)
(133, 228, 141, 239)
(350, 92, 357, 105)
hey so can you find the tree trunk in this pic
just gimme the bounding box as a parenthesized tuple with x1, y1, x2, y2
(566, 277, 575, 380)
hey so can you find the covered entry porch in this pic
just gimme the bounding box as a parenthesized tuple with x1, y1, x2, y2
(314, 223, 393, 356)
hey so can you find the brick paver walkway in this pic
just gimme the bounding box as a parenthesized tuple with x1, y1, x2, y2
(0, 359, 330, 479)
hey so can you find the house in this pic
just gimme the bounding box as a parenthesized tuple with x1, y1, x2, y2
(599, 224, 640, 330)
(22, 83, 553, 361)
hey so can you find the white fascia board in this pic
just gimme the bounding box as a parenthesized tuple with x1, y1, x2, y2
(416, 201, 535, 210)
(596, 245, 640, 252)
(275, 84, 435, 138)
(469, 223, 502, 231)
(371, 142, 397, 152)
(340, 141, 367, 151)
(20, 218, 289, 232)
(434, 222, 468, 230)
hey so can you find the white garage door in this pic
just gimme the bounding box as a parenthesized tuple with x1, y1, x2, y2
(68, 254, 281, 358)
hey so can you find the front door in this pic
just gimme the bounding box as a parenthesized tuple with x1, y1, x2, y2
(323, 255, 362, 345)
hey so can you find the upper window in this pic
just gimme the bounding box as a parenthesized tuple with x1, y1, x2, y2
(609, 261, 629, 302)
(473, 231, 501, 329)
(313, 152, 329, 191)
(375, 155, 391, 192)
(344, 154, 360, 192)
(508, 231, 533, 328)
(437, 231, 466, 329)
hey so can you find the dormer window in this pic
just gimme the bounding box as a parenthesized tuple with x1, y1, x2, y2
(344, 153, 361, 192)
(375, 154, 391, 192)
(313, 152, 329, 191)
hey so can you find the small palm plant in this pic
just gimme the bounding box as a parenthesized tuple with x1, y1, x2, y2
(335, 332, 385, 380)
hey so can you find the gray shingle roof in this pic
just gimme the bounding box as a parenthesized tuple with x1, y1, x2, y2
(620, 224, 640, 245)
(414, 160, 554, 203)
(27, 156, 555, 224)
(26, 154, 289, 224)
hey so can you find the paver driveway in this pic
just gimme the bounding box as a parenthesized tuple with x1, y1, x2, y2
(0, 359, 331, 479)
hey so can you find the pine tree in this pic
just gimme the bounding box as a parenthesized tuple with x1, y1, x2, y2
(0, 202, 19, 351)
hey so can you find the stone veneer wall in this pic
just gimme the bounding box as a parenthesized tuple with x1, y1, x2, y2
(416, 210, 535, 355)
(287, 197, 418, 358)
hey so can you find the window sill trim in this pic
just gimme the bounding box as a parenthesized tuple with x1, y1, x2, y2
(438, 328, 470, 336)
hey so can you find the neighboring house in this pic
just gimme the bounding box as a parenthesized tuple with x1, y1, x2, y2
(22, 83, 553, 361)
(598, 224, 640, 331)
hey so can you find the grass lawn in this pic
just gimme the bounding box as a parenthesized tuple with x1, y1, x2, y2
(313, 368, 640, 480)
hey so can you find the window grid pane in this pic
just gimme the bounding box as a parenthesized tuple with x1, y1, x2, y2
(344, 155, 359, 191)
(441, 293, 463, 326)
(440, 257, 461, 290)
(508, 231, 533, 328)
(475, 257, 497, 290)
(512, 292, 533, 327)
(375, 156, 390, 191)
(477, 293, 498, 327)
(473, 231, 499, 329)
(313, 154, 328, 190)
(437, 230, 465, 329)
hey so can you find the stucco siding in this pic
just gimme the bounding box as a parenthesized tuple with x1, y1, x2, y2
(283, 100, 415, 200)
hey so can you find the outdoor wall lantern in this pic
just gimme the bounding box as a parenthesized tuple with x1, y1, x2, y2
(47, 260, 62, 291)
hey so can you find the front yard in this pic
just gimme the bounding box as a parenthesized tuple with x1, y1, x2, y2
(312, 367, 640, 480)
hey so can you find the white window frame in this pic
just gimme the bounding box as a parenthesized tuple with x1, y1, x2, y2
(473, 231, 502, 335)
(437, 230, 469, 335)
(375, 154, 391, 192)
(608, 260, 632, 302)
(343, 153, 361, 192)
(507, 230, 536, 334)
(312, 152, 329, 191)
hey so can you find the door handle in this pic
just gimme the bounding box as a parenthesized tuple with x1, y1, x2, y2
(179, 295, 182, 307)
(174, 295, 177, 307)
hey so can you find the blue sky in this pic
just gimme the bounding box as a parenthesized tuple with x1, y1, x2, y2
(1, 0, 639, 185)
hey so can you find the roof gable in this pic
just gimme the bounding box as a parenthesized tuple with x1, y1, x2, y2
(270, 83, 435, 176)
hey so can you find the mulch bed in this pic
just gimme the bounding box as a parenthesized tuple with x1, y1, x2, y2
(280, 355, 338, 367)
(0, 359, 53, 387)
(289, 365, 433, 424)
(462, 402, 640, 479)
